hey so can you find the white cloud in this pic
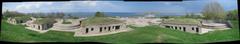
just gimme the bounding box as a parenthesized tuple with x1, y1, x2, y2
(15, 2, 53, 11)
(82, 1, 97, 7)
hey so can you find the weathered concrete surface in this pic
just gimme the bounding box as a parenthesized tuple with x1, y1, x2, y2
(74, 27, 133, 37)
(25, 27, 50, 33)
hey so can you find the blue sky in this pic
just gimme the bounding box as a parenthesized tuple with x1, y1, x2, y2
(2, 0, 238, 13)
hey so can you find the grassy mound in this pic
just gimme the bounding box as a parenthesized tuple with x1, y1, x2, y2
(0, 19, 239, 43)
(81, 17, 124, 26)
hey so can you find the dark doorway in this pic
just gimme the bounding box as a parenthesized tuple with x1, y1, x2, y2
(112, 26, 114, 29)
(192, 27, 194, 30)
(196, 28, 199, 32)
(91, 28, 94, 31)
(104, 27, 107, 30)
(179, 27, 182, 30)
(175, 26, 177, 30)
(183, 27, 186, 32)
(86, 28, 89, 33)
(38, 26, 40, 30)
(79, 21, 82, 26)
(100, 27, 102, 32)
(165, 26, 170, 28)
(20, 20, 23, 23)
(108, 26, 111, 31)
(115, 25, 120, 30)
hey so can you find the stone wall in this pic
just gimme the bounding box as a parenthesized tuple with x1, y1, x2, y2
(75, 23, 127, 35)
(161, 24, 202, 34)
(7, 18, 17, 24)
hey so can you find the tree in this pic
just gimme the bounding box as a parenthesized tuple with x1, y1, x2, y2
(202, 1, 226, 20)
(95, 11, 105, 17)
(67, 14, 79, 19)
(56, 12, 65, 18)
(3, 10, 26, 17)
(227, 9, 238, 20)
(161, 16, 170, 19)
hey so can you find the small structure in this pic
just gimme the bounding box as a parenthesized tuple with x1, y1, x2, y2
(74, 17, 129, 36)
(201, 20, 230, 29)
(50, 19, 81, 32)
(160, 18, 203, 34)
(27, 18, 56, 30)
(7, 16, 31, 25)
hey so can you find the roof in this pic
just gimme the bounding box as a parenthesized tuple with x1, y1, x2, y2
(33, 18, 56, 24)
(81, 17, 124, 26)
(162, 18, 201, 25)
(12, 16, 31, 21)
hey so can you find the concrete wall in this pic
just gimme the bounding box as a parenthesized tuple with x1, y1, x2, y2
(75, 23, 127, 35)
(28, 23, 53, 30)
(7, 17, 30, 25)
(7, 18, 17, 24)
(161, 24, 202, 34)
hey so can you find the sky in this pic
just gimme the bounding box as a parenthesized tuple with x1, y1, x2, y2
(2, 0, 238, 13)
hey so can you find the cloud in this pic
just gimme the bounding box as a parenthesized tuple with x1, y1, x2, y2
(15, 2, 53, 11)
(82, 1, 97, 7)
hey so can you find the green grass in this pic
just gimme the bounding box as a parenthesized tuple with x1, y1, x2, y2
(0, 19, 239, 44)
(33, 18, 56, 24)
(81, 17, 124, 26)
(62, 21, 72, 24)
(162, 18, 201, 25)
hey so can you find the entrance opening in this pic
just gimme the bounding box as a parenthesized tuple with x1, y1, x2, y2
(179, 27, 182, 30)
(91, 28, 94, 31)
(79, 21, 82, 26)
(165, 26, 170, 28)
(104, 27, 107, 30)
(192, 27, 194, 30)
(175, 26, 177, 30)
(112, 26, 114, 29)
(196, 28, 199, 32)
(183, 27, 186, 32)
(108, 26, 111, 31)
(115, 25, 120, 30)
(38, 26, 40, 30)
(86, 28, 89, 33)
(100, 27, 102, 32)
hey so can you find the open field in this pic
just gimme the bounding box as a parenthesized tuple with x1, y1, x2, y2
(0, 20, 239, 44)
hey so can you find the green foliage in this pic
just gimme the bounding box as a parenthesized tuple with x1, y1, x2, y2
(67, 14, 79, 19)
(3, 10, 27, 17)
(1, 19, 239, 43)
(14, 16, 32, 22)
(33, 18, 56, 24)
(202, 1, 226, 20)
(81, 17, 123, 26)
(227, 9, 238, 20)
(161, 16, 172, 19)
(162, 18, 201, 25)
(184, 13, 202, 19)
(62, 19, 72, 24)
(62, 22, 72, 24)
(95, 11, 105, 17)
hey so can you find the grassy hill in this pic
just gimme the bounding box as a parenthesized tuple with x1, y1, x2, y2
(81, 17, 124, 26)
(0, 19, 239, 43)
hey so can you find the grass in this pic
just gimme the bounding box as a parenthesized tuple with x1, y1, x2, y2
(62, 21, 72, 24)
(0, 19, 239, 44)
(33, 18, 56, 24)
(162, 18, 201, 25)
(81, 17, 124, 26)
